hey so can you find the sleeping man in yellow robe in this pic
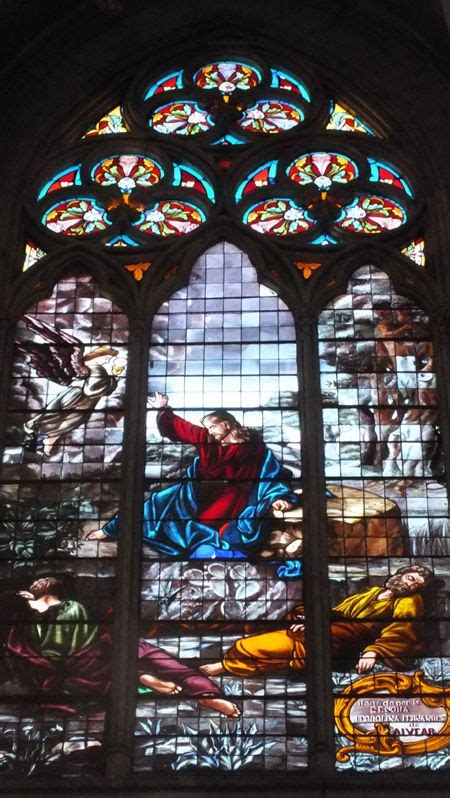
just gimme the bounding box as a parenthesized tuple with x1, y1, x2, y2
(201, 565, 434, 678)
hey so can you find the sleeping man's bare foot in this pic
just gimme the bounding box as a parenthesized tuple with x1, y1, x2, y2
(200, 662, 225, 677)
(198, 698, 240, 717)
(85, 529, 108, 541)
(139, 674, 182, 695)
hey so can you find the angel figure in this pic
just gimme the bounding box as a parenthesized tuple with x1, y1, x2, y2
(16, 315, 125, 456)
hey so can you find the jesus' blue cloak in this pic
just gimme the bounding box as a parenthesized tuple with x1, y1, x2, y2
(102, 448, 299, 558)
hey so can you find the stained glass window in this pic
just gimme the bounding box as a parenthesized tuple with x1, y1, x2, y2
(335, 195, 406, 234)
(319, 267, 449, 771)
(402, 238, 426, 267)
(235, 161, 278, 201)
(91, 155, 164, 191)
(270, 69, 311, 102)
(194, 62, 261, 93)
(368, 158, 414, 198)
(144, 70, 184, 99)
(38, 165, 82, 200)
(237, 149, 413, 246)
(83, 106, 128, 137)
(5, 50, 444, 785)
(23, 241, 47, 271)
(133, 200, 205, 236)
(172, 164, 215, 200)
(244, 198, 315, 236)
(30, 56, 419, 266)
(150, 102, 215, 136)
(287, 152, 358, 189)
(36, 150, 213, 250)
(0, 275, 128, 775)
(133, 243, 305, 771)
(237, 100, 304, 134)
(42, 198, 112, 236)
(326, 102, 375, 135)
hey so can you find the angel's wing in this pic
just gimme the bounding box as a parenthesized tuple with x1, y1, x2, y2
(15, 315, 89, 385)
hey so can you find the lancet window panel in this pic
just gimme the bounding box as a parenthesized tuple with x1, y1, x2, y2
(319, 266, 445, 560)
(129, 242, 307, 773)
(0, 274, 128, 776)
(320, 266, 450, 772)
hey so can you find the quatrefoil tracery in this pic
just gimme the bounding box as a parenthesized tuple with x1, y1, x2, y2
(27, 57, 419, 265)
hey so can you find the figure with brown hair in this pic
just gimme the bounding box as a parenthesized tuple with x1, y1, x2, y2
(88, 391, 299, 558)
(7, 576, 240, 717)
(201, 565, 434, 678)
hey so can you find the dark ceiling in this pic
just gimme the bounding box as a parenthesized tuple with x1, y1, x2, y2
(1, 0, 448, 76)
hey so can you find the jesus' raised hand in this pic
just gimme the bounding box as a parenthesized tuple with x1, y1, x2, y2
(147, 390, 169, 409)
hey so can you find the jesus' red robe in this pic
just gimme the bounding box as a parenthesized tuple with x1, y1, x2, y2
(157, 408, 266, 533)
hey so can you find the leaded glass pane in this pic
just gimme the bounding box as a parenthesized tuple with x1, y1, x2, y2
(132, 242, 306, 772)
(0, 274, 128, 775)
(319, 266, 450, 772)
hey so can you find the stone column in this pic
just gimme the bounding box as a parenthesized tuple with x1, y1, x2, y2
(296, 310, 335, 774)
(105, 315, 150, 784)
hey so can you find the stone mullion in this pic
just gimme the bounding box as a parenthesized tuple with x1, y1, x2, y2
(425, 184, 450, 292)
(431, 309, 450, 510)
(0, 319, 15, 450)
(297, 312, 335, 775)
(425, 185, 450, 500)
(105, 316, 150, 785)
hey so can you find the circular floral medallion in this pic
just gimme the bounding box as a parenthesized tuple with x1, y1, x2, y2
(42, 198, 111, 236)
(194, 61, 261, 94)
(244, 198, 315, 235)
(150, 102, 214, 136)
(238, 100, 304, 134)
(133, 200, 205, 236)
(287, 152, 358, 190)
(92, 154, 163, 192)
(336, 195, 406, 233)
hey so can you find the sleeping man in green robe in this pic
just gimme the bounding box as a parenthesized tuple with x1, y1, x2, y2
(6, 576, 239, 717)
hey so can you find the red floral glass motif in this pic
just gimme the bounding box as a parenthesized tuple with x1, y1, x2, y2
(287, 152, 358, 191)
(194, 61, 261, 95)
(244, 198, 314, 235)
(43, 198, 111, 236)
(133, 200, 205, 236)
(92, 155, 163, 193)
(336, 195, 406, 233)
(238, 101, 303, 134)
(150, 102, 214, 136)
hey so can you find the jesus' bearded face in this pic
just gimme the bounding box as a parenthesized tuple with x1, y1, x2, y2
(202, 416, 232, 442)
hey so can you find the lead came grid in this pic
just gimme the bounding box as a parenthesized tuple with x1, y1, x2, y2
(0, 275, 127, 775)
(137, 242, 306, 771)
(319, 265, 450, 773)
